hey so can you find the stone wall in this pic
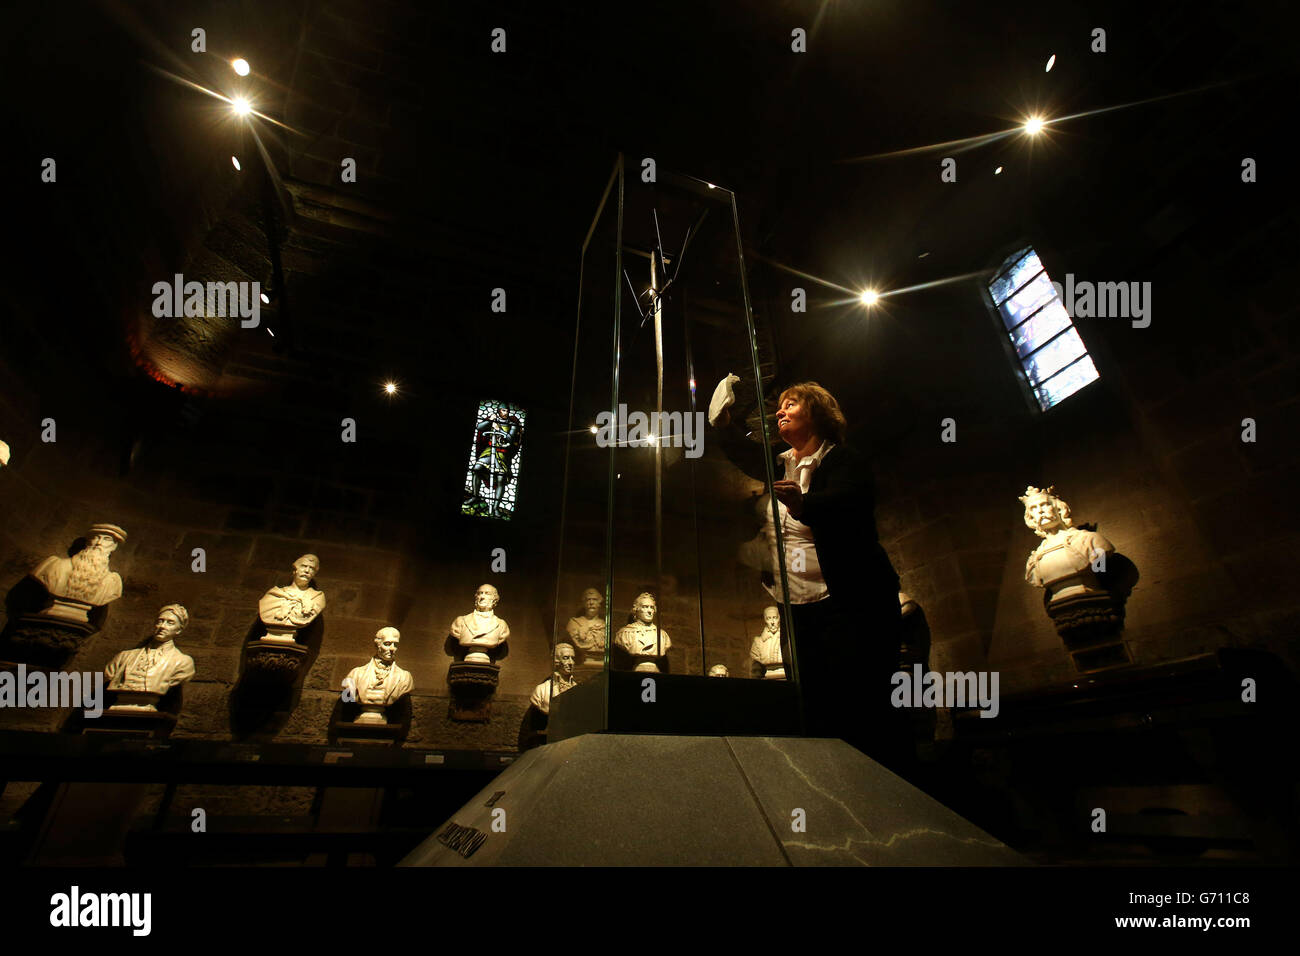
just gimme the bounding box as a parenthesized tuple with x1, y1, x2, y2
(0, 348, 562, 750)
(869, 206, 1300, 692)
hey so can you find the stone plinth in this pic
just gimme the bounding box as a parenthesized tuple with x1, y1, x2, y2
(242, 639, 310, 684)
(446, 661, 500, 722)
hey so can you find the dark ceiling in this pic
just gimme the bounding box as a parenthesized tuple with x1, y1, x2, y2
(8, 0, 1295, 454)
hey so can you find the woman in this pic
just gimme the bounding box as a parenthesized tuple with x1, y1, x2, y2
(713, 380, 908, 770)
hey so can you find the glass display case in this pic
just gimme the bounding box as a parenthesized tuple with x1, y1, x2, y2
(549, 155, 804, 740)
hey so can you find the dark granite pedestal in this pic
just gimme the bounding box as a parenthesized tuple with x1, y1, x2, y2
(549, 670, 803, 741)
(329, 719, 405, 747)
(399, 733, 1027, 866)
(82, 708, 177, 739)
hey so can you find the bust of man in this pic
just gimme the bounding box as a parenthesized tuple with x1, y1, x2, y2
(343, 626, 414, 724)
(614, 592, 671, 673)
(750, 605, 786, 679)
(258, 554, 326, 643)
(530, 642, 577, 715)
(32, 523, 127, 621)
(104, 604, 197, 710)
(449, 583, 510, 665)
(708, 664, 730, 678)
(1021, 486, 1115, 604)
(565, 587, 607, 661)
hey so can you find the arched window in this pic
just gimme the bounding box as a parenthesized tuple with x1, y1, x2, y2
(462, 399, 526, 519)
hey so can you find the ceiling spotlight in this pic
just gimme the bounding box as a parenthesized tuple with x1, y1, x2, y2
(259, 292, 270, 304)
(1023, 116, 1044, 135)
(994, 165, 1003, 175)
(231, 96, 252, 117)
(859, 289, 879, 307)
(706, 183, 716, 189)
(383, 381, 398, 396)
(1045, 54, 1056, 72)
(231, 156, 241, 171)
(231, 58, 251, 76)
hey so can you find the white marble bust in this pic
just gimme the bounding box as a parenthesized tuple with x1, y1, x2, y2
(530, 642, 577, 715)
(31, 523, 127, 622)
(104, 604, 197, 711)
(707, 664, 730, 678)
(613, 592, 671, 672)
(450, 583, 510, 664)
(565, 587, 608, 659)
(749, 605, 786, 679)
(1021, 486, 1115, 603)
(258, 554, 326, 643)
(343, 626, 414, 724)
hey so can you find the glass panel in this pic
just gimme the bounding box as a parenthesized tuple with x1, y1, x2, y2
(608, 170, 787, 681)
(460, 399, 526, 520)
(1022, 327, 1087, 387)
(551, 158, 622, 699)
(553, 157, 795, 719)
(1009, 298, 1072, 357)
(999, 271, 1057, 330)
(1035, 354, 1100, 409)
(988, 247, 1041, 306)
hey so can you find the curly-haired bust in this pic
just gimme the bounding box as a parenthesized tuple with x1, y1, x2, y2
(1020, 486, 1115, 601)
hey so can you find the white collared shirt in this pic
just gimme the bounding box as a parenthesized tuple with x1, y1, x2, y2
(763, 441, 835, 605)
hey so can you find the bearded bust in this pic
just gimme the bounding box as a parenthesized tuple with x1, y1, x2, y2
(565, 587, 608, 660)
(32, 523, 127, 609)
(258, 554, 327, 642)
(1021, 486, 1115, 603)
(749, 605, 786, 680)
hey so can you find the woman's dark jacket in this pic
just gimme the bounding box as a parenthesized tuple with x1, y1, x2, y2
(717, 429, 899, 603)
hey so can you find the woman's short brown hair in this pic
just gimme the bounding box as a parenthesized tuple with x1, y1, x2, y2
(777, 382, 847, 444)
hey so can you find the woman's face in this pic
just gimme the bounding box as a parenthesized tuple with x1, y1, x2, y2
(776, 394, 813, 443)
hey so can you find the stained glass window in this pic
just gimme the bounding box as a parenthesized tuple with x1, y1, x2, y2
(988, 245, 1099, 410)
(462, 399, 526, 520)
